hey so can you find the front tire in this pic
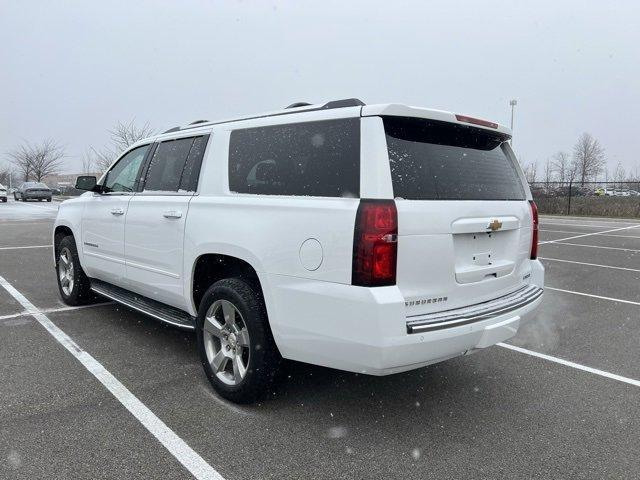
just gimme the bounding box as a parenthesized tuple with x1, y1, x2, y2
(196, 278, 281, 404)
(56, 236, 92, 305)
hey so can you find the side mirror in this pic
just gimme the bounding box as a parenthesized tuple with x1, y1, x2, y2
(75, 175, 98, 191)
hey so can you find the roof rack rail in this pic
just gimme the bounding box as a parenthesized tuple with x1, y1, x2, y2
(286, 102, 312, 109)
(161, 98, 366, 135)
(321, 98, 365, 109)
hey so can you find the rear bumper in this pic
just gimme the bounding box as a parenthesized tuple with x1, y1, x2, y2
(23, 193, 52, 199)
(266, 260, 544, 375)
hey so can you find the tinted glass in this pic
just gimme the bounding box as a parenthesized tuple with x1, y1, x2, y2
(104, 145, 149, 193)
(179, 136, 208, 192)
(229, 118, 360, 197)
(384, 117, 525, 201)
(144, 138, 194, 192)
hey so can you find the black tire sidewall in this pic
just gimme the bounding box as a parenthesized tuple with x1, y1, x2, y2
(196, 278, 278, 403)
(56, 236, 91, 305)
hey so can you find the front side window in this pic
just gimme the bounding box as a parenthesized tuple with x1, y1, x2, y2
(228, 118, 360, 197)
(103, 145, 150, 193)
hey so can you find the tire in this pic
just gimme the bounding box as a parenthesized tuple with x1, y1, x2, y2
(196, 278, 281, 404)
(47, 198, 52, 202)
(56, 235, 92, 305)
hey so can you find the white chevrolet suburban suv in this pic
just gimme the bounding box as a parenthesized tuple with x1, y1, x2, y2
(53, 99, 543, 403)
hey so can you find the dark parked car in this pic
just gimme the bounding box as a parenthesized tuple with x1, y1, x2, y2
(14, 182, 52, 202)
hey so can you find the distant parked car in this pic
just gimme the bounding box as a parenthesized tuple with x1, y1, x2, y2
(14, 182, 52, 202)
(0, 184, 7, 202)
(51, 187, 62, 195)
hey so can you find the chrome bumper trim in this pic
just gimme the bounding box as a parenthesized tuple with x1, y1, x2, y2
(406, 285, 543, 334)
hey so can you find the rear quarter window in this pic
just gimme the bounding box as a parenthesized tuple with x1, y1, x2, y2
(384, 116, 525, 201)
(228, 118, 360, 197)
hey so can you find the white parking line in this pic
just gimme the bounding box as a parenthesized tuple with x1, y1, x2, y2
(548, 242, 640, 253)
(540, 229, 640, 239)
(0, 302, 112, 322)
(540, 222, 640, 229)
(539, 224, 640, 245)
(0, 244, 52, 250)
(540, 216, 640, 226)
(0, 275, 224, 480)
(546, 286, 640, 306)
(498, 343, 640, 388)
(539, 257, 640, 272)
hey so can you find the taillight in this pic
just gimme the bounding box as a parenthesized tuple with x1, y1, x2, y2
(352, 200, 398, 287)
(529, 200, 539, 259)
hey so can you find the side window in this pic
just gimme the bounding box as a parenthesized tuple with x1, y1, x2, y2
(228, 118, 360, 197)
(179, 136, 208, 192)
(143, 136, 208, 192)
(104, 145, 150, 193)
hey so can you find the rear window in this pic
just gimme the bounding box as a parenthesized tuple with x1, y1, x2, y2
(228, 118, 360, 197)
(384, 117, 525, 201)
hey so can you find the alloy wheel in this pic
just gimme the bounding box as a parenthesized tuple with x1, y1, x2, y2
(58, 247, 75, 296)
(203, 299, 251, 386)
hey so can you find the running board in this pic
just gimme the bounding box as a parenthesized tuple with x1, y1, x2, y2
(90, 279, 195, 330)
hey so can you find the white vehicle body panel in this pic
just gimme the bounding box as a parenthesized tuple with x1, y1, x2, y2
(53, 101, 544, 376)
(124, 194, 193, 310)
(80, 193, 131, 285)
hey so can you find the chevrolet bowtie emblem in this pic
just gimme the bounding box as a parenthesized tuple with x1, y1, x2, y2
(488, 219, 502, 231)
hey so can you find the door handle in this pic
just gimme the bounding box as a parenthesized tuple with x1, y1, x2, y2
(110, 208, 125, 216)
(163, 210, 183, 219)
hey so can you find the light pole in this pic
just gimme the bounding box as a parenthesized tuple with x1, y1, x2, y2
(509, 99, 517, 146)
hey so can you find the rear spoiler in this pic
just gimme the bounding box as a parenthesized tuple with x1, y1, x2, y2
(361, 104, 512, 138)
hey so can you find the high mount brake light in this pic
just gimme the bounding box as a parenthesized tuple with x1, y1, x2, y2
(455, 114, 499, 129)
(529, 200, 539, 260)
(352, 200, 398, 287)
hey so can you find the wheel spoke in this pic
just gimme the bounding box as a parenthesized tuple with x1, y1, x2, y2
(61, 277, 69, 288)
(211, 349, 228, 373)
(203, 316, 224, 338)
(221, 300, 236, 328)
(236, 328, 250, 347)
(232, 354, 246, 382)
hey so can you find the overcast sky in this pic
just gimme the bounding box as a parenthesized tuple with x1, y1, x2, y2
(1, 0, 638, 178)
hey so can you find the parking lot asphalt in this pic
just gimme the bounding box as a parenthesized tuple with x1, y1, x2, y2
(1, 199, 639, 479)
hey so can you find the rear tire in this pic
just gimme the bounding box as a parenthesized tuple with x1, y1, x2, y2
(56, 235, 92, 305)
(47, 198, 52, 202)
(196, 278, 281, 404)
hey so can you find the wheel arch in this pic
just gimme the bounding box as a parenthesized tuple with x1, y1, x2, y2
(191, 253, 267, 314)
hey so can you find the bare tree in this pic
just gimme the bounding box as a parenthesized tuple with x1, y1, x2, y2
(81, 150, 95, 174)
(89, 120, 154, 173)
(523, 159, 538, 183)
(551, 151, 571, 183)
(542, 158, 554, 187)
(612, 162, 626, 185)
(0, 165, 13, 186)
(572, 133, 606, 185)
(7, 139, 65, 182)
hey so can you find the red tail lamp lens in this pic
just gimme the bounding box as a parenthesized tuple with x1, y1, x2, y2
(352, 200, 398, 286)
(530, 200, 539, 259)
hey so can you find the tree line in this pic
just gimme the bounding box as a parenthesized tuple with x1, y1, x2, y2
(523, 132, 638, 185)
(1, 121, 153, 186)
